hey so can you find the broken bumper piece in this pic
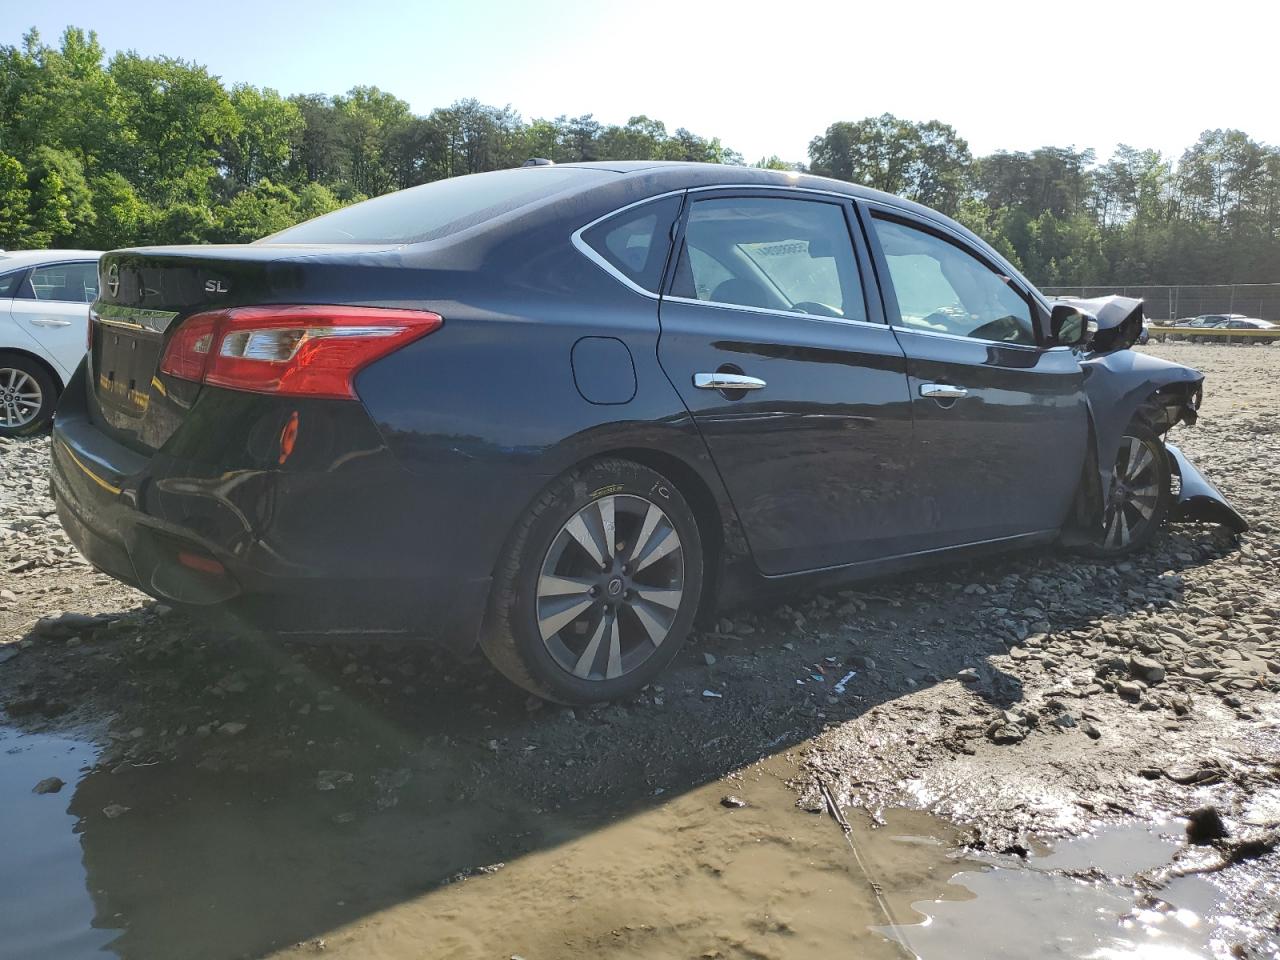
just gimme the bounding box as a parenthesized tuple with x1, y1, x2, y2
(1165, 443, 1248, 533)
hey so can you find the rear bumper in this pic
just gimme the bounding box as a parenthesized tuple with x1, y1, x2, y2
(49, 374, 497, 649)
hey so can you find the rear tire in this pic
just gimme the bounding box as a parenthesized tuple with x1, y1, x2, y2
(1078, 423, 1172, 557)
(0, 355, 57, 437)
(481, 458, 704, 704)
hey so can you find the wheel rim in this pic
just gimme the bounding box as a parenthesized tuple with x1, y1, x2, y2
(1102, 435, 1161, 549)
(0, 368, 43, 428)
(536, 494, 685, 682)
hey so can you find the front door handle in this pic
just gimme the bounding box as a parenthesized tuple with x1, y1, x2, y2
(694, 372, 766, 391)
(29, 318, 73, 327)
(919, 383, 968, 400)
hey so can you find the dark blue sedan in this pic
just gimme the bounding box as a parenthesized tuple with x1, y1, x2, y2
(50, 162, 1245, 702)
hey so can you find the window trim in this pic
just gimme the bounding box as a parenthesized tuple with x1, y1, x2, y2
(665, 188, 881, 329)
(23, 259, 101, 305)
(863, 207, 1048, 351)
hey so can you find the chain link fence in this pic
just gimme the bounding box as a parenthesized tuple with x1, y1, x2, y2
(1040, 283, 1280, 322)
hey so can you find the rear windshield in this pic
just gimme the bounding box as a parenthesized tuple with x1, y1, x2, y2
(262, 167, 608, 245)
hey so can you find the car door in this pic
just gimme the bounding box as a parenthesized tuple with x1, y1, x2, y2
(863, 206, 1088, 549)
(9, 260, 98, 381)
(657, 190, 918, 575)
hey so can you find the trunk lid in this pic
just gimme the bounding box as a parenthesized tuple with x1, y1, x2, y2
(88, 244, 403, 452)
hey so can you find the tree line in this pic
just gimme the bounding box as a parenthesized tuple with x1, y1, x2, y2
(3, 27, 1278, 287)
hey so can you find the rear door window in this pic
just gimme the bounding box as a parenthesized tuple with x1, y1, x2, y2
(670, 196, 866, 322)
(28, 262, 99, 303)
(579, 195, 682, 293)
(0, 270, 23, 297)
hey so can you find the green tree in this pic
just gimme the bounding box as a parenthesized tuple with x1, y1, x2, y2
(809, 114, 971, 214)
(25, 146, 94, 246)
(109, 51, 239, 203)
(0, 151, 33, 247)
(84, 171, 150, 248)
(225, 84, 304, 186)
(215, 179, 300, 241)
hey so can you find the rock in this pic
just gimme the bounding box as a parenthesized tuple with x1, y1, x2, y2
(316, 770, 355, 791)
(1050, 712, 1077, 729)
(701, 689, 722, 699)
(219, 721, 247, 736)
(102, 804, 131, 819)
(1116, 681, 1144, 702)
(1095, 654, 1128, 678)
(33, 776, 65, 794)
(1185, 806, 1229, 845)
(33, 611, 102, 638)
(957, 667, 980, 683)
(986, 721, 1026, 745)
(720, 795, 748, 808)
(1129, 655, 1166, 685)
(1080, 721, 1102, 740)
(702, 652, 717, 666)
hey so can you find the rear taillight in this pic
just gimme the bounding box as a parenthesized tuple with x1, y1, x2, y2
(158, 305, 442, 400)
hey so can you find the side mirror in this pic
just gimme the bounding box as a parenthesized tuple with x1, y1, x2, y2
(1049, 304, 1092, 347)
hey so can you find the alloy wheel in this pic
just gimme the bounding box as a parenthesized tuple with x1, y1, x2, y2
(1102, 435, 1162, 549)
(536, 494, 685, 682)
(0, 368, 43, 428)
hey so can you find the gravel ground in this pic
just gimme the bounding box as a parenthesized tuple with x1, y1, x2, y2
(1, 341, 1277, 955)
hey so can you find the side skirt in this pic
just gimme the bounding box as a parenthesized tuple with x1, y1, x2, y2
(717, 529, 1060, 610)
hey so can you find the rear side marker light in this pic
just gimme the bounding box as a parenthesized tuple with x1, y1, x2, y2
(159, 305, 443, 400)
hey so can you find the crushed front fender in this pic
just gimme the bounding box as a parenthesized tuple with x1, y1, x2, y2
(1165, 442, 1248, 533)
(1080, 348, 1203, 499)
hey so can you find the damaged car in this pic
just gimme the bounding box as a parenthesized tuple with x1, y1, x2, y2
(49, 163, 1247, 703)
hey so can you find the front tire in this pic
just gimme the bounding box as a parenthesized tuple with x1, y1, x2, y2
(0, 356, 57, 437)
(1081, 424, 1173, 557)
(481, 458, 704, 704)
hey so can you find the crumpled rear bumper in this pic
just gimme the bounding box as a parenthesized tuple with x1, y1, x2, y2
(1165, 443, 1248, 533)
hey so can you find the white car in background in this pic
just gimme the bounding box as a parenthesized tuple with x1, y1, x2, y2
(0, 249, 103, 436)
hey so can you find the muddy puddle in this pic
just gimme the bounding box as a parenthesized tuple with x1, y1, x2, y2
(0, 724, 1260, 960)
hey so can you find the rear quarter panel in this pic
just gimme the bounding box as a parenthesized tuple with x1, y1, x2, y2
(354, 196, 734, 586)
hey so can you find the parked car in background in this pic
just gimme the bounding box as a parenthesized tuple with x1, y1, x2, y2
(0, 249, 103, 435)
(50, 164, 1245, 703)
(1220, 317, 1277, 343)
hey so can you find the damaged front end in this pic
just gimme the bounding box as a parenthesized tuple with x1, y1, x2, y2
(1055, 295, 1248, 537)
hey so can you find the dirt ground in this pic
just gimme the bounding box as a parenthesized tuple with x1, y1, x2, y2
(1, 341, 1277, 959)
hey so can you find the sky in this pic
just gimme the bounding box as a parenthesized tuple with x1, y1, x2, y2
(6, 0, 1279, 165)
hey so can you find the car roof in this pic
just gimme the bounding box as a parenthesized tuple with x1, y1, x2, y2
(0, 249, 103, 269)
(557, 161, 1037, 302)
(560, 160, 934, 209)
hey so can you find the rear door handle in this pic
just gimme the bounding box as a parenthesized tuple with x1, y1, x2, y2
(694, 372, 766, 391)
(29, 318, 73, 327)
(919, 383, 968, 400)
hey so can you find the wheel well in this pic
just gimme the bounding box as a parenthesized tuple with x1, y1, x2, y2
(596, 446, 725, 626)
(0, 348, 65, 394)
